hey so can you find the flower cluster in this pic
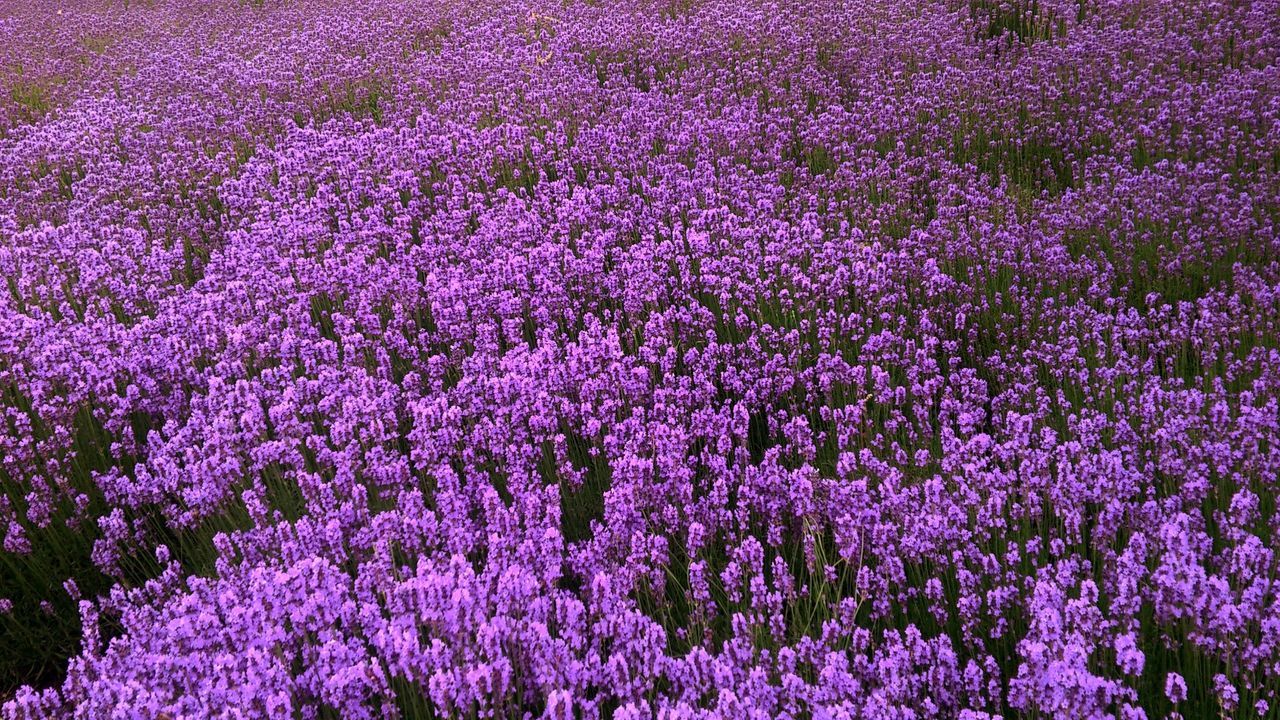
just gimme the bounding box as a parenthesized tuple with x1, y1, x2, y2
(2, 0, 1279, 717)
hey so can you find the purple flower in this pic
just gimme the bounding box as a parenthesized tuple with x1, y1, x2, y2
(1165, 673, 1188, 704)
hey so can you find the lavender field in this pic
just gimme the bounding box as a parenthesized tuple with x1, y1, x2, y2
(1, 0, 1278, 717)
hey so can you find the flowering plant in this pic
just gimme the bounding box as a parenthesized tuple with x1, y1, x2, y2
(2, 0, 1278, 717)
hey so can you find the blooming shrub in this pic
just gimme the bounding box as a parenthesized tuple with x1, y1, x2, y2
(2, 0, 1279, 717)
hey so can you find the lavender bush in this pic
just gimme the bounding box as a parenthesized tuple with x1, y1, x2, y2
(1, 0, 1278, 717)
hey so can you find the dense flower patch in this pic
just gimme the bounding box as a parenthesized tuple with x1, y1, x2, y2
(1, 0, 1279, 717)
